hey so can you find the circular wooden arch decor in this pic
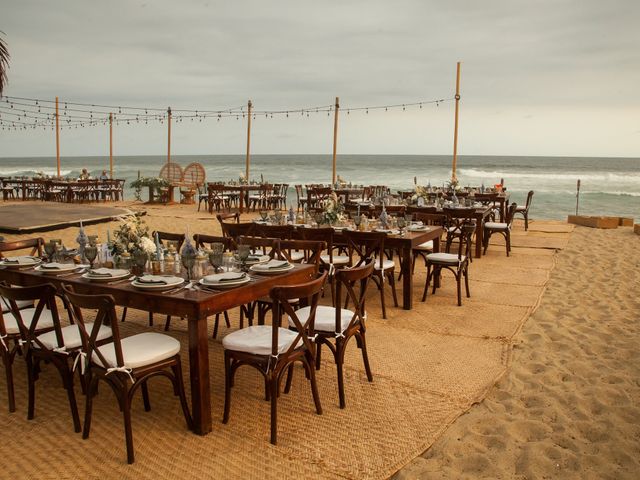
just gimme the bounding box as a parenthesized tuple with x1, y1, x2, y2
(183, 162, 206, 187)
(159, 163, 184, 184)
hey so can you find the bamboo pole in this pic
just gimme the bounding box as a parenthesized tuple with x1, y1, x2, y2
(167, 107, 172, 164)
(245, 100, 252, 181)
(451, 62, 461, 182)
(109, 113, 113, 179)
(55, 96, 60, 177)
(332, 97, 340, 185)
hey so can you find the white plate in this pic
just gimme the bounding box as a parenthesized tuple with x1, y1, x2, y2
(35, 263, 80, 274)
(200, 273, 251, 288)
(0, 256, 42, 268)
(250, 263, 294, 275)
(131, 275, 184, 290)
(408, 225, 428, 232)
(81, 269, 131, 282)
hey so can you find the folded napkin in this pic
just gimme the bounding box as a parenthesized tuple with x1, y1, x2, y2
(87, 267, 128, 277)
(204, 272, 246, 283)
(136, 275, 168, 285)
(3, 256, 37, 264)
(40, 262, 67, 270)
(246, 255, 262, 262)
(253, 260, 290, 270)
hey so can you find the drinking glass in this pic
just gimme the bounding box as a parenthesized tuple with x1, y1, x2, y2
(181, 251, 196, 280)
(44, 241, 56, 262)
(209, 251, 223, 273)
(259, 210, 268, 222)
(397, 216, 406, 235)
(84, 245, 98, 268)
(353, 214, 361, 230)
(237, 244, 250, 271)
(222, 252, 234, 272)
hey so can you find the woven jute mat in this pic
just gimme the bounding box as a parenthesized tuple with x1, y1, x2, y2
(0, 219, 565, 479)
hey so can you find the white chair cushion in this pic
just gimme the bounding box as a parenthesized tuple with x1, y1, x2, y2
(373, 259, 395, 270)
(291, 305, 353, 333)
(515, 206, 526, 212)
(1, 297, 34, 313)
(484, 222, 509, 230)
(320, 254, 350, 265)
(2, 307, 54, 334)
(94, 332, 180, 369)
(289, 251, 305, 262)
(35, 323, 112, 351)
(413, 240, 434, 251)
(222, 325, 298, 356)
(427, 252, 465, 264)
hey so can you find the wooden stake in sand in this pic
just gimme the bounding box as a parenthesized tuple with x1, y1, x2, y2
(55, 96, 60, 177)
(451, 62, 461, 182)
(109, 112, 113, 179)
(167, 107, 172, 165)
(332, 96, 340, 185)
(575, 179, 581, 215)
(246, 99, 252, 181)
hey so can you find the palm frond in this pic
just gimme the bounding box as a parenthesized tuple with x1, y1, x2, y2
(0, 32, 10, 97)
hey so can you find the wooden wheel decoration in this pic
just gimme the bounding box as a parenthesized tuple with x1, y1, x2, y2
(183, 162, 206, 187)
(159, 163, 184, 184)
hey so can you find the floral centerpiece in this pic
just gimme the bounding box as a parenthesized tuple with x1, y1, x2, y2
(129, 177, 171, 201)
(322, 192, 345, 225)
(111, 215, 157, 272)
(238, 172, 248, 185)
(447, 178, 461, 192)
(411, 185, 430, 204)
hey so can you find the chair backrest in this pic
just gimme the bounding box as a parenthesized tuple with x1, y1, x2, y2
(413, 212, 447, 227)
(0, 238, 44, 259)
(153, 231, 185, 252)
(62, 286, 123, 372)
(219, 221, 255, 241)
(183, 162, 206, 187)
(216, 212, 240, 224)
(279, 239, 325, 270)
(452, 224, 475, 260)
(334, 261, 375, 334)
(524, 190, 534, 211)
(0, 283, 59, 349)
(193, 234, 233, 251)
(270, 272, 328, 358)
(237, 236, 280, 258)
(257, 224, 295, 240)
(208, 183, 227, 199)
(342, 230, 386, 269)
(294, 185, 305, 201)
(159, 163, 183, 184)
(298, 227, 334, 264)
(443, 207, 476, 231)
(506, 202, 518, 227)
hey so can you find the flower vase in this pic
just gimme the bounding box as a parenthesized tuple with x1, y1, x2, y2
(132, 250, 148, 276)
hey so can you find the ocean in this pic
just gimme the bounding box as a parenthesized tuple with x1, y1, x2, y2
(0, 155, 638, 221)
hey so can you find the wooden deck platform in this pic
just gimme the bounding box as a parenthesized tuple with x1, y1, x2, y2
(0, 203, 134, 233)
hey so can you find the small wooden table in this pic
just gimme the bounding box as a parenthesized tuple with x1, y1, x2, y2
(0, 263, 315, 436)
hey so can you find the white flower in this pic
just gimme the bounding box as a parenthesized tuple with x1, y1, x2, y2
(140, 237, 157, 255)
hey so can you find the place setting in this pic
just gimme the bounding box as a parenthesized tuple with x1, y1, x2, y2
(81, 267, 132, 283)
(34, 261, 88, 276)
(130, 274, 185, 291)
(249, 259, 294, 275)
(198, 271, 251, 290)
(0, 255, 43, 269)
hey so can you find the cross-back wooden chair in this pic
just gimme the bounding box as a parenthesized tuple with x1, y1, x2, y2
(422, 223, 475, 306)
(222, 272, 327, 445)
(216, 212, 240, 224)
(292, 261, 374, 408)
(0, 282, 56, 415)
(0, 238, 45, 315)
(514, 190, 534, 230)
(294, 184, 308, 212)
(342, 230, 398, 319)
(248, 183, 272, 211)
(443, 207, 477, 256)
(410, 212, 448, 273)
(257, 224, 305, 262)
(219, 219, 255, 244)
(62, 285, 192, 464)
(207, 183, 230, 213)
(483, 202, 518, 257)
(255, 239, 325, 325)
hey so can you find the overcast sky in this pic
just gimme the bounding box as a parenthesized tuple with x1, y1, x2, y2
(1, 0, 638, 157)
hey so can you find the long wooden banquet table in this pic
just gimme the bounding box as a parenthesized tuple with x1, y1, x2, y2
(219, 185, 262, 213)
(0, 263, 315, 435)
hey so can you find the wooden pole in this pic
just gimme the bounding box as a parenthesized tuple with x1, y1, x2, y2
(55, 96, 60, 177)
(167, 107, 172, 164)
(109, 113, 113, 179)
(451, 62, 461, 182)
(332, 97, 340, 185)
(245, 100, 252, 181)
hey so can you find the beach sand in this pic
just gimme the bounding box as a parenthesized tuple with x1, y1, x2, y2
(0, 201, 637, 478)
(394, 225, 640, 479)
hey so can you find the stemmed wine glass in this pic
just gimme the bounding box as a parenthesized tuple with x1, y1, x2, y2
(237, 244, 250, 271)
(353, 214, 361, 231)
(314, 212, 324, 227)
(181, 251, 196, 280)
(84, 245, 98, 268)
(44, 241, 57, 263)
(397, 216, 406, 235)
(259, 210, 269, 222)
(209, 242, 224, 273)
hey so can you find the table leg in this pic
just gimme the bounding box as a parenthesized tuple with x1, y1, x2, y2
(239, 191, 245, 214)
(401, 245, 412, 310)
(433, 234, 441, 288)
(475, 219, 483, 259)
(188, 315, 212, 435)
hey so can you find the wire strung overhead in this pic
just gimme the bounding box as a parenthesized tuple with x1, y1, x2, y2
(0, 94, 454, 131)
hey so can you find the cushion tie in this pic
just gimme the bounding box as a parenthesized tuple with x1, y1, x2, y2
(53, 346, 70, 355)
(106, 366, 136, 384)
(335, 332, 345, 340)
(266, 353, 279, 373)
(72, 351, 87, 374)
(0, 333, 7, 351)
(18, 338, 30, 347)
